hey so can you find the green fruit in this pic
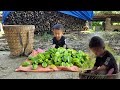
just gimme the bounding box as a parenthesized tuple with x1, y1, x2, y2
(45, 59, 49, 63)
(50, 64, 57, 69)
(63, 56, 67, 62)
(32, 64, 38, 70)
(55, 52, 60, 56)
(55, 62, 60, 66)
(80, 59, 84, 64)
(75, 62, 82, 68)
(32, 60, 38, 65)
(22, 61, 30, 67)
(38, 59, 43, 64)
(67, 56, 72, 63)
(72, 58, 80, 63)
(51, 54, 54, 57)
(42, 62, 48, 68)
(26, 47, 92, 69)
(61, 62, 66, 66)
(69, 63, 73, 67)
(37, 53, 45, 60)
(57, 58, 62, 62)
(48, 60, 53, 65)
(72, 50, 77, 54)
(45, 54, 50, 59)
(28, 56, 34, 60)
(65, 63, 70, 67)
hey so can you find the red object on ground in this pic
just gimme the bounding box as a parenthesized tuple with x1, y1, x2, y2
(15, 49, 80, 72)
(30, 50, 39, 57)
(37, 48, 45, 53)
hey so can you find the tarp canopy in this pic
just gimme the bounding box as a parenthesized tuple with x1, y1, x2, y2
(2, 11, 14, 24)
(59, 11, 94, 21)
(2, 11, 94, 24)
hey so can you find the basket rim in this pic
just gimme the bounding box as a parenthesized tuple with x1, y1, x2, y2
(79, 72, 119, 77)
(3, 25, 35, 26)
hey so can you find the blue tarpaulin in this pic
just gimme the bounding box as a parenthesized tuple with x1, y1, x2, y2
(2, 11, 94, 24)
(59, 11, 94, 21)
(2, 11, 14, 24)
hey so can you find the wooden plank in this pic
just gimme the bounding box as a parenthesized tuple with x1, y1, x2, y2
(93, 14, 120, 21)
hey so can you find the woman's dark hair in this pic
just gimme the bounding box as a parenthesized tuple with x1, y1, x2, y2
(89, 36, 105, 49)
(52, 24, 64, 31)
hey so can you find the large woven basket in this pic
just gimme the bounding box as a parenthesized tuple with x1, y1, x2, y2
(3, 25, 35, 57)
(79, 72, 119, 79)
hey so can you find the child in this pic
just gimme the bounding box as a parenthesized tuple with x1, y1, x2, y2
(88, 36, 118, 75)
(51, 24, 67, 49)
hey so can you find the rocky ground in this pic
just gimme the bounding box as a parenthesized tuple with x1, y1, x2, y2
(1, 31, 120, 55)
(0, 31, 120, 79)
(33, 31, 120, 55)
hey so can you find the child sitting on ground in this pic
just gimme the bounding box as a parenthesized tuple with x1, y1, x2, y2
(88, 36, 118, 75)
(51, 24, 67, 49)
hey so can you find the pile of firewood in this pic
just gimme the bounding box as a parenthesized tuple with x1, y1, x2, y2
(4, 11, 86, 34)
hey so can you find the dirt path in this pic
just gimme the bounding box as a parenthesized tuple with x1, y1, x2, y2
(0, 32, 120, 79)
(0, 51, 120, 79)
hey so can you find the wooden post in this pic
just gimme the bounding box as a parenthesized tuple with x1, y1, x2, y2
(105, 18, 112, 31)
(0, 23, 4, 33)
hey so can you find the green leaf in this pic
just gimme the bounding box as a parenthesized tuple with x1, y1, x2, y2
(22, 61, 31, 67)
(38, 59, 43, 64)
(69, 63, 74, 67)
(37, 53, 45, 60)
(65, 62, 71, 67)
(55, 62, 60, 66)
(32, 64, 38, 70)
(55, 52, 60, 56)
(28, 56, 34, 60)
(48, 60, 53, 65)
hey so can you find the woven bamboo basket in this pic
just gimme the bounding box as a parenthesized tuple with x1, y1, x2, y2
(79, 72, 119, 79)
(79, 67, 120, 79)
(79, 59, 120, 79)
(3, 25, 35, 57)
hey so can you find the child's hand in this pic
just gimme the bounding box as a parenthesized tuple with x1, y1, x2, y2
(51, 44, 55, 48)
(90, 70, 98, 74)
(63, 45, 67, 49)
(90, 71, 94, 73)
(90, 71, 95, 74)
(84, 70, 91, 73)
